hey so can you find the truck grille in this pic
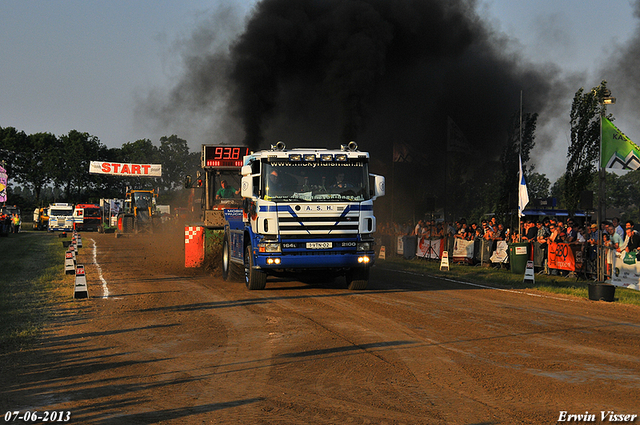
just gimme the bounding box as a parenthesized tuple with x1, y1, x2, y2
(278, 215, 359, 235)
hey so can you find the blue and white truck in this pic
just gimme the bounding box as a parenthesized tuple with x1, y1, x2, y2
(215, 142, 385, 290)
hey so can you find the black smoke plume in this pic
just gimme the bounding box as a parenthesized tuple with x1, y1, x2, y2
(143, 0, 578, 220)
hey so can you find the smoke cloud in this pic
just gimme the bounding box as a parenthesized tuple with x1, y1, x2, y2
(600, 0, 640, 141)
(142, 0, 573, 156)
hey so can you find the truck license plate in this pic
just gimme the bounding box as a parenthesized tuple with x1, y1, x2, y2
(306, 242, 332, 249)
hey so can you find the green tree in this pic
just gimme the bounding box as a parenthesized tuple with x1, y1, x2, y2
(158, 135, 197, 192)
(53, 130, 105, 202)
(565, 81, 611, 214)
(527, 172, 550, 200)
(0, 128, 58, 203)
(117, 139, 160, 190)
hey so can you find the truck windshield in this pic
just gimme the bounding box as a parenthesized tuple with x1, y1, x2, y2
(50, 209, 72, 216)
(133, 193, 152, 209)
(84, 208, 101, 217)
(263, 161, 370, 202)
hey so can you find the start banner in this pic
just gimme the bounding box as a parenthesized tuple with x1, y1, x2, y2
(89, 161, 162, 177)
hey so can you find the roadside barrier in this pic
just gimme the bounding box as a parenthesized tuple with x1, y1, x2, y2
(74, 265, 88, 299)
(64, 251, 76, 275)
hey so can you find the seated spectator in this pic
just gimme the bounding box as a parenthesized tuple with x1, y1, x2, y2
(494, 223, 506, 240)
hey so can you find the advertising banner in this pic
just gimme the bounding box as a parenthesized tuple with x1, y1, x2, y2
(601, 117, 640, 170)
(89, 161, 162, 177)
(490, 241, 509, 263)
(0, 165, 7, 203)
(452, 238, 474, 263)
(609, 251, 640, 290)
(548, 242, 584, 272)
(417, 237, 442, 259)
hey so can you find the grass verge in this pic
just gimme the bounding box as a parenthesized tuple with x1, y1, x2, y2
(0, 231, 73, 354)
(379, 256, 640, 307)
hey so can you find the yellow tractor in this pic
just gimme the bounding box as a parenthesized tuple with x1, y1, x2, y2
(116, 189, 161, 233)
(32, 207, 49, 231)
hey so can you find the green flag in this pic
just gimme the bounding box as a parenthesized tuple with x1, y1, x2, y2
(601, 117, 640, 170)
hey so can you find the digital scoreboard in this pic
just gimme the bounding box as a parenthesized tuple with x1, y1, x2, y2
(202, 145, 249, 169)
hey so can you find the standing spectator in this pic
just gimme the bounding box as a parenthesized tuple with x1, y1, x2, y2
(624, 227, 640, 253)
(537, 220, 550, 244)
(11, 213, 20, 233)
(612, 217, 625, 239)
(576, 226, 587, 243)
(523, 221, 537, 242)
(605, 223, 623, 252)
(565, 218, 578, 243)
(548, 222, 561, 244)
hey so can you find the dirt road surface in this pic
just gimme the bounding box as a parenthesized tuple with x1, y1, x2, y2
(3, 228, 640, 424)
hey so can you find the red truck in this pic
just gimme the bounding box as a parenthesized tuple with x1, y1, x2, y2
(73, 203, 102, 232)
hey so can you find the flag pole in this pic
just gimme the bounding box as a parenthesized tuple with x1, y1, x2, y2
(518, 90, 523, 242)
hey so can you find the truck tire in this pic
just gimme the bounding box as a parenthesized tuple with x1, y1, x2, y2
(124, 216, 134, 233)
(222, 233, 240, 281)
(346, 267, 369, 290)
(244, 245, 267, 290)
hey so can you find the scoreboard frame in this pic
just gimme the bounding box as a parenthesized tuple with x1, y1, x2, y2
(202, 145, 249, 169)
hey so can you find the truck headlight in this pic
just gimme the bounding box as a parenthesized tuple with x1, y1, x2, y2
(258, 243, 281, 253)
(357, 241, 372, 251)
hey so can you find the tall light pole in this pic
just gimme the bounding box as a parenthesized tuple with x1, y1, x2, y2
(597, 88, 615, 282)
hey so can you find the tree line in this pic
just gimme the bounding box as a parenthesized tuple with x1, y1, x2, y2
(389, 80, 640, 227)
(0, 128, 200, 213)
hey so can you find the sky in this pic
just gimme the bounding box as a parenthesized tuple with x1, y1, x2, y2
(1, 0, 638, 182)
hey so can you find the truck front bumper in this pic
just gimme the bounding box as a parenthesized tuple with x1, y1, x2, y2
(254, 251, 375, 270)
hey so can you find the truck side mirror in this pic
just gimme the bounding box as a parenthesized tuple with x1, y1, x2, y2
(241, 175, 254, 198)
(371, 174, 385, 200)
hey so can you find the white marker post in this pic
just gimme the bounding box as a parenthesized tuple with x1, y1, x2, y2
(74, 265, 88, 299)
(523, 260, 535, 284)
(440, 251, 450, 271)
(64, 251, 76, 275)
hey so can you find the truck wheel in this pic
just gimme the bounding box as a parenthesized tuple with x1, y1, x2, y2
(222, 233, 239, 281)
(124, 216, 134, 233)
(244, 245, 267, 290)
(346, 267, 369, 290)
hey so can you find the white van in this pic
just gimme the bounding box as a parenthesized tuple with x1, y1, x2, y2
(48, 203, 74, 232)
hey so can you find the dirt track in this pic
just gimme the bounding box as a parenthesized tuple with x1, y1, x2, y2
(3, 228, 640, 424)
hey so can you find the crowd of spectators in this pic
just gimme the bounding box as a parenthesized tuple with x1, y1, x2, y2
(376, 216, 640, 275)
